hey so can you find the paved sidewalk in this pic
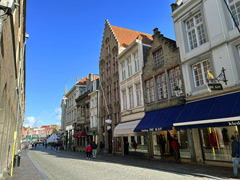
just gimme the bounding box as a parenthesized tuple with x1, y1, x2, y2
(3, 149, 46, 180)
(3, 146, 238, 180)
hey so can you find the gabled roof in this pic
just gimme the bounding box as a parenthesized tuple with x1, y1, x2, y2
(111, 25, 153, 48)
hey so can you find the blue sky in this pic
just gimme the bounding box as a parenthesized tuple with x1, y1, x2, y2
(24, 0, 176, 128)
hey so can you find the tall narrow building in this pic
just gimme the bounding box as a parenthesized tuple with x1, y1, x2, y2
(99, 19, 153, 154)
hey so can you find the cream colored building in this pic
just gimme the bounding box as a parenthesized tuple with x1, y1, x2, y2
(115, 37, 152, 156)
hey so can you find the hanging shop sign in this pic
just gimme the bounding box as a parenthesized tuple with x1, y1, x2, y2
(207, 83, 223, 91)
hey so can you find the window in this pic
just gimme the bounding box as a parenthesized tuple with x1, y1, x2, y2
(169, 66, 181, 96)
(146, 79, 155, 103)
(108, 61, 111, 77)
(114, 81, 118, 100)
(135, 83, 141, 106)
(192, 59, 211, 87)
(134, 52, 139, 73)
(153, 49, 164, 67)
(108, 85, 111, 104)
(101, 67, 104, 81)
(114, 55, 118, 72)
(127, 58, 132, 77)
(128, 87, 134, 108)
(81, 106, 85, 117)
(227, 0, 240, 27)
(122, 90, 127, 110)
(186, 12, 206, 50)
(121, 62, 126, 81)
(156, 73, 168, 100)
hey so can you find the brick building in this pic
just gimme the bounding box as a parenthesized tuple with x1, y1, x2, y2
(99, 19, 154, 154)
(0, 0, 27, 177)
(135, 28, 186, 159)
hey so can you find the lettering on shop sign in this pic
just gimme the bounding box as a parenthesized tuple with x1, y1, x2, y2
(155, 127, 162, 131)
(207, 83, 223, 91)
(141, 129, 149, 132)
(228, 121, 240, 126)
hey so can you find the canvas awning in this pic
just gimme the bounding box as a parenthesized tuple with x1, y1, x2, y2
(113, 120, 141, 137)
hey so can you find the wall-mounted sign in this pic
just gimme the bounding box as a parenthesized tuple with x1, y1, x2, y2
(207, 83, 223, 91)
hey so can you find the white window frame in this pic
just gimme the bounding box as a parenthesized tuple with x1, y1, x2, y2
(128, 87, 134, 108)
(227, 0, 240, 28)
(134, 52, 139, 73)
(192, 59, 211, 87)
(153, 49, 164, 67)
(121, 62, 126, 81)
(122, 90, 127, 110)
(135, 83, 141, 106)
(185, 11, 206, 50)
(146, 79, 155, 103)
(156, 74, 168, 100)
(127, 58, 132, 77)
(169, 67, 181, 97)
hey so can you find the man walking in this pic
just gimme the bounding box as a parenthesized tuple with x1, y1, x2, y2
(92, 142, 98, 158)
(231, 136, 240, 178)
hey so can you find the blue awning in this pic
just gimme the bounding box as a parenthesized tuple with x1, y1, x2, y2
(134, 105, 184, 132)
(174, 91, 240, 129)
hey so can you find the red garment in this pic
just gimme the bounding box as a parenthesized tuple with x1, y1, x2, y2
(86, 145, 92, 152)
(209, 132, 218, 148)
(171, 139, 179, 150)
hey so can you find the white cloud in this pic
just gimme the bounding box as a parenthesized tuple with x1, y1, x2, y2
(23, 116, 41, 128)
(54, 108, 61, 121)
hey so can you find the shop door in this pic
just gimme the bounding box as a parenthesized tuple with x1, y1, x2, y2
(123, 137, 129, 155)
(108, 129, 112, 154)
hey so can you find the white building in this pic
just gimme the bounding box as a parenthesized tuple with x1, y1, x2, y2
(88, 78, 100, 143)
(115, 36, 152, 156)
(64, 79, 86, 150)
(171, 0, 240, 164)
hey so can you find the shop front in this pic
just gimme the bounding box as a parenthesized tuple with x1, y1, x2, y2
(113, 120, 148, 156)
(134, 105, 192, 160)
(72, 130, 86, 152)
(174, 91, 240, 163)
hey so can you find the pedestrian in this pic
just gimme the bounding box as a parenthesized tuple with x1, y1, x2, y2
(35, 143, 37, 149)
(133, 141, 138, 152)
(92, 142, 98, 158)
(100, 141, 104, 155)
(231, 136, 240, 178)
(86, 143, 92, 159)
(171, 134, 180, 163)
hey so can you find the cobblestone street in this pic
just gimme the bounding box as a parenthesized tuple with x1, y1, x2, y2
(4, 146, 237, 180)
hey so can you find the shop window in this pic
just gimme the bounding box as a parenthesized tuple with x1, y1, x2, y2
(200, 126, 237, 162)
(116, 137, 121, 152)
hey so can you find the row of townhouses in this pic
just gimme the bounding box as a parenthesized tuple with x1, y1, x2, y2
(61, 0, 240, 167)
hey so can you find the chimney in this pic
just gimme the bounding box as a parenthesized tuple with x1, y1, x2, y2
(76, 77, 79, 83)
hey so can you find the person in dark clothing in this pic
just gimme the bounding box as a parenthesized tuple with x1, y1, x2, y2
(231, 136, 240, 178)
(100, 141, 104, 155)
(172, 135, 180, 163)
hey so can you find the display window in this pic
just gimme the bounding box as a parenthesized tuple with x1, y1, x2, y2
(127, 135, 148, 153)
(200, 126, 239, 161)
(152, 130, 191, 159)
(116, 137, 121, 152)
(177, 129, 191, 158)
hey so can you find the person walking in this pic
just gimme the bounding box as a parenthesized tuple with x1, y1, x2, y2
(92, 142, 98, 158)
(171, 134, 180, 163)
(100, 141, 104, 155)
(86, 143, 92, 159)
(231, 136, 240, 178)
